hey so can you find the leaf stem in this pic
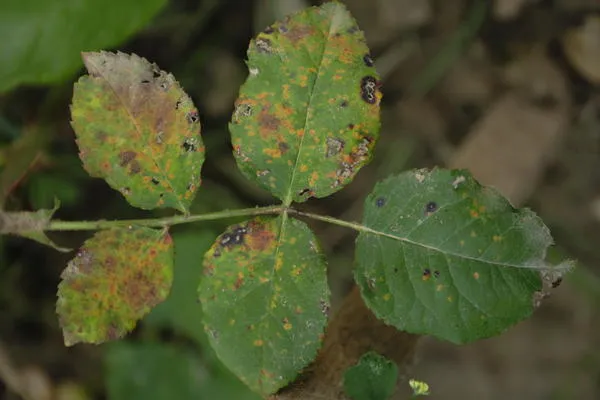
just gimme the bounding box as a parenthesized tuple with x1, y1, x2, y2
(45, 205, 286, 231)
(288, 209, 369, 233)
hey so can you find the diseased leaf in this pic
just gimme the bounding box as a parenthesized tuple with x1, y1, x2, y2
(198, 216, 329, 396)
(0, 200, 70, 252)
(355, 168, 567, 344)
(0, 0, 166, 92)
(343, 352, 398, 400)
(57, 227, 174, 346)
(71, 51, 204, 213)
(230, 2, 381, 205)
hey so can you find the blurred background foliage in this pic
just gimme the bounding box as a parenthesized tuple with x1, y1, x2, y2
(1, 0, 600, 399)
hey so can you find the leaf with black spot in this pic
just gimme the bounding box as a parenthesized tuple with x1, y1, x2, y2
(355, 168, 572, 344)
(198, 216, 329, 396)
(230, 3, 381, 205)
(70, 51, 205, 213)
(56, 227, 174, 346)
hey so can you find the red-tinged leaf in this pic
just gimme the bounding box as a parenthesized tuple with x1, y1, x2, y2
(198, 216, 330, 396)
(230, 2, 381, 205)
(70, 51, 204, 213)
(56, 227, 174, 346)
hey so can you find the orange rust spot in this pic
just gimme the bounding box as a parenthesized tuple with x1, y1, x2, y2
(275, 256, 284, 271)
(229, 319, 235, 326)
(296, 129, 305, 137)
(254, 339, 264, 347)
(309, 171, 319, 186)
(333, 74, 342, 81)
(447, 296, 453, 302)
(259, 276, 269, 284)
(470, 209, 479, 218)
(473, 272, 480, 280)
(299, 165, 309, 172)
(383, 293, 391, 301)
(295, 306, 303, 314)
(459, 240, 465, 246)
(284, 322, 292, 330)
(492, 235, 502, 242)
(291, 267, 301, 276)
(436, 284, 444, 292)
(263, 148, 282, 158)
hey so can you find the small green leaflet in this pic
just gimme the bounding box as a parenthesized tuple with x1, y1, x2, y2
(71, 51, 205, 213)
(198, 216, 329, 396)
(355, 169, 567, 344)
(57, 227, 174, 346)
(343, 352, 398, 400)
(230, 2, 381, 205)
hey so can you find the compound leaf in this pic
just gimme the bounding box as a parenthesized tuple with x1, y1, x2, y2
(57, 227, 174, 346)
(355, 168, 568, 344)
(343, 352, 398, 400)
(71, 51, 204, 213)
(0, 0, 166, 92)
(230, 2, 381, 205)
(198, 216, 329, 396)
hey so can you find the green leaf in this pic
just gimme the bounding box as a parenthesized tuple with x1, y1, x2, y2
(71, 51, 204, 213)
(355, 168, 565, 344)
(0, 0, 166, 92)
(343, 352, 398, 400)
(0, 200, 70, 252)
(198, 216, 330, 396)
(56, 227, 174, 346)
(230, 2, 381, 205)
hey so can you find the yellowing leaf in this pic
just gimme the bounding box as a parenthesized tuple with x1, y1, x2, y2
(71, 52, 204, 213)
(57, 227, 174, 346)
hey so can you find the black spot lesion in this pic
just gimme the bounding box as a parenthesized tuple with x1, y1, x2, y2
(375, 197, 386, 207)
(182, 137, 198, 152)
(425, 201, 438, 214)
(360, 76, 380, 105)
(151, 177, 160, 185)
(219, 225, 248, 248)
(186, 111, 199, 124)
(297, 188, 312, 197)
(363, 54, 374, 67)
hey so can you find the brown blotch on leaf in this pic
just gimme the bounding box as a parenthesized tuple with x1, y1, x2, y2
(246, 221, 276, 252)
(278, 141, 290, 154)
(118, 151, 137, 167)
(285, 25, 313, 44)
(258, 111, 281, 133)
(128, 160, 142, 175)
